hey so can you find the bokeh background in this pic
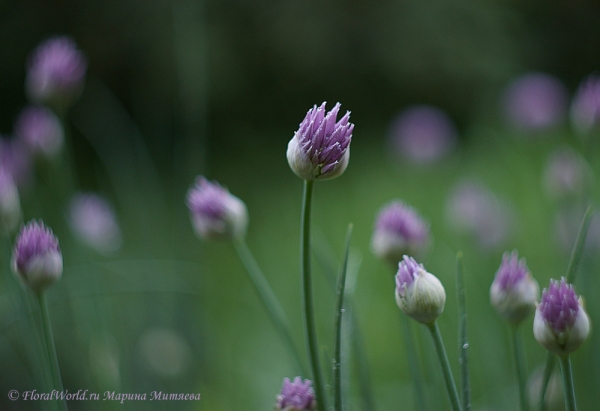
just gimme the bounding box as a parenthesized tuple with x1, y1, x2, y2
(1, 0, 600, 410)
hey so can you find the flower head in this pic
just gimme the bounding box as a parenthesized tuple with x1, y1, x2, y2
(533, 278, 590, 355)
(490, 251, 539, 324)
(371, 200, 429, 265)
(0, 168, 22, 232)
(186, 176, 248, 240)
(570, 75, 600, 134)
(26, 36, 87, 109)
(69, 193, 122, 254)
(395, 255, 446, 324)
(276, 377, 316, 411)
(389, 105, 456, 164)
(12, 220, 63, 292)
(287, 102, 353, 180)
(15, 106, 64, 158)
(502, 72, 567, 132)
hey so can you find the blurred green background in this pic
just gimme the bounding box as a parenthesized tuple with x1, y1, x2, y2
(1, 0, 600, 410)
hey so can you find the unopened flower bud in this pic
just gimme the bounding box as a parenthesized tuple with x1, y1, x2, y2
(533, 278, 590, 355)
(15, 106, 64, 158)
(287, 102, 353, 181)
(0, 169, 22, 232)
(275, 377, 316, 411)
(371, 200, 429, 266)
(490, 251, 539, 324)
(12, 220, 63, 292)
(69, 193, 122, 254)
(186, 176, 248, 240)
(570, 75, 600, 134)
(395, 255, 446, 324)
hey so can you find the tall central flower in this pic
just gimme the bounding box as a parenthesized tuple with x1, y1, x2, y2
(287, 102, 354, 181)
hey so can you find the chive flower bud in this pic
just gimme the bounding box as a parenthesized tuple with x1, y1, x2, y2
(287, 102, 353, 181)
(490, 251, 539, 324)
(371, 200, 429, 266)
(14, 106, 64, 158)
(69, 193, 122, 254)
(570, 75, 600, 134)
(533, 278, 590, 355)
(395, 255, 446, 324)
(0, 168, 22, 233)
(26, 36, 87, 109)
(12, 220, 63, 292)
(276, 377, 316, 411)
(186, 176, 248, 240)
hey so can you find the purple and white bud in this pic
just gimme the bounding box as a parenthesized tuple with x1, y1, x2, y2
(490, 251, 539, 324)
(570, 75, 600, 134)
(0, 169, 22, 233)
(12, 220, 63, 292)
(533, 278, 590, 355)
(69, 193, 122, 255)
(395, 255, 446, 324)
(26, 36, 87, 109)
(14, 106, 64, 158)
(287, 102, 353, 181)
(186, 176, 248, 241)
(276, 377, 317, 411)
(371, 200, 429, 265)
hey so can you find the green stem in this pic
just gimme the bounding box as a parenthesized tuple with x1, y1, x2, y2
(37, 292, 68, 411)
(511, 326, 529, 411)
(233, 239, 306, 375)
(300, 179, 327, 411)
(558, 355, 577, 411)
(539, 353, 555, 411)
(456, 253, 470, 411)
(565, 205, 593, 284)
(426, 322, 462, 411)
(333, 224, 352, 411)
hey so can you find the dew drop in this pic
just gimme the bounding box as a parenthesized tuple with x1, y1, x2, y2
(463, 343, 469, 349)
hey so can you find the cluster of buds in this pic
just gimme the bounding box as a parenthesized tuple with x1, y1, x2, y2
(275, 377, 316, 411)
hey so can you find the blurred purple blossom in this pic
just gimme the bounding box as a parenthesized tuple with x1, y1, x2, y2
(0, 138, 32, 187)
(0, 168, 22, 232)
(446, 179, 514, 249)
(69, 193, 122, 254)
(502, 73, 568, 132)
(543, 147, 591, 201)
(15, 106, 64, 158)
(26, 36, 87, 108)
(276, 377, 316, 410)
(570, 75, 600, 134)
(389, 105, 456, 164)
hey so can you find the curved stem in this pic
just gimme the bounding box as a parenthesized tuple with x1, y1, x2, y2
(426, 322, 462, 411)
(511, 326, 529, 411)
(301, 179, 327, 410)
(233, 239, 306, 375)
(558, 355, 577, 411)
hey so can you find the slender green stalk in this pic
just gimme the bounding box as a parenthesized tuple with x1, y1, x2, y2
(233, 239, 307, 375)
(402, 316, 427, 411)
(456, 253, 470, 411)
(511, 326, 529, 411)
(426, 322, 462, 411)
(300, 179, 327, 411)
(565, 205, 593, 284)
(539, 353, 555, 411)
(333, 224, 352, 411)
(37, 292, 68, 411)
(558, 355, 577, 411)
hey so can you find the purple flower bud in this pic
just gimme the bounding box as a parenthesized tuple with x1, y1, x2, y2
(69, 193, 122, 254)
(371, 200, 429, 265)
(490, 251, 539, 324)
(570, 75, 600, 134)
(543, 147, 592, 201)
(389, 105, 456, 164)
(186, 176, 248, 240)
(12, 220, 63, 292)
(0, 168, 22, 232)
(534, 278, 590, 355)
(15, 106, 64, 158)
(26, 36, 87, 108)
(502, 73, 568, 132)
(287, 102, 354, 180)
(395, 255, 446, 324)
(276, 377, 316, 411)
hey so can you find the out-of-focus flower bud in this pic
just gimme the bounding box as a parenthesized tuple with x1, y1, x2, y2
(287, 102, 353, 181)
(533, 278, 589, 355)
(490, 251, 539, 324)
(69, 193, 122, 255)
(275, 377, 316, 411)
(570, 75, 600, 134)
(395, 255, 446, 324)
(186, 176, 248, 240)
(14, 106, 64, 158)
(0, 169, 22, 233)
